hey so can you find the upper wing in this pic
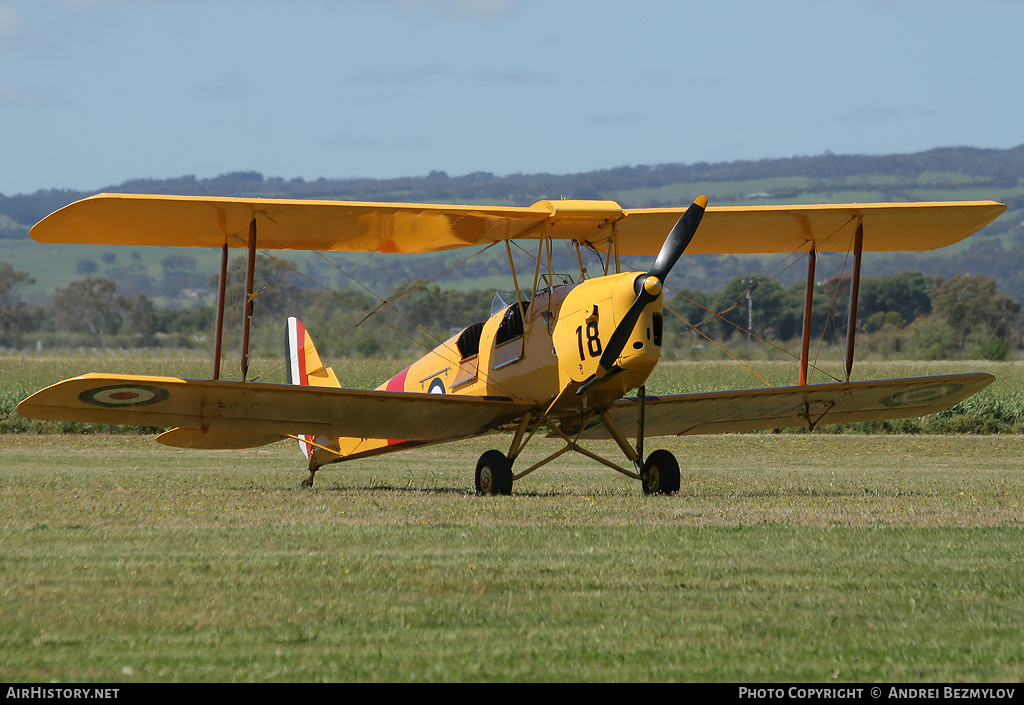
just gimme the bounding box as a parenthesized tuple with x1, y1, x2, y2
(619, 201, 1006, 255)
(30, 194, 550, 253)
(17, 373, 534, 443)
(572, 373, 995, 439)
(31, 193, 1004, 255)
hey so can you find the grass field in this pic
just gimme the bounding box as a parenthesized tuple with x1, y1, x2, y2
(1, 431, 1023, 682)
(2, 353, 1024, 681)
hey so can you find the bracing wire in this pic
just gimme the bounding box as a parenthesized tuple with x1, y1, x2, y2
(245, 243, 523, 399)
(655, 260, 851, 386)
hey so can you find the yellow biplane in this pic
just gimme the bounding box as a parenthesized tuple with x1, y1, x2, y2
(17, 193, 1005, 494)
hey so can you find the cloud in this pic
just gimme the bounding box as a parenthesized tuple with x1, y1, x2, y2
(345, 65, 553, 89)
(447, 0, 513, 18)
(196, 71, 256, 100)
(345, 63, 453, 85)
(588, 111, 643, 126)
(0, 5, 18, 37)
(0, 84, 48, 108)
(62, 0, 128, 9)
(837, 104, 901, 123)
(395, 0, 515, 19)
(472, 69, 554, 86)
(321, 133, 383, 149)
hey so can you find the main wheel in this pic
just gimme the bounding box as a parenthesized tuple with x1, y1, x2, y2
(476, 450, 513, 495)
(641, 449, 680, 495)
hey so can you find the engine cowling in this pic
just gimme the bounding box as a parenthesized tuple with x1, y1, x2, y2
(552, 272, 663, 401)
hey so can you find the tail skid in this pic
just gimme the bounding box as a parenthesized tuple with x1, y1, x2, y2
(286, 317, 340, 460)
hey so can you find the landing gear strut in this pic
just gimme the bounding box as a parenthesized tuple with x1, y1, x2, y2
(467, 382, 685, 496)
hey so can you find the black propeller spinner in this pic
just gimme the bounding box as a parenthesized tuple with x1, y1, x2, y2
(587, 195, 708, 388)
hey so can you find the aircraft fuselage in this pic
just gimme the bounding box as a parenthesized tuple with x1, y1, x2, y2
(308, 270, 664, 467)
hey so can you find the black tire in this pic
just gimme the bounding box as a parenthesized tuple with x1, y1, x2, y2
(641, 449, 680, 495)
(476, 450, 513, 495)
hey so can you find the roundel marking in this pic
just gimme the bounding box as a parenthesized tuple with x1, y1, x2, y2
(78, 384, 170, 408)
(881, 382, 963, 408)
(428, 378, 445, 395)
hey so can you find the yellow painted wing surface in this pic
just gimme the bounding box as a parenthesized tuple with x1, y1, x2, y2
(619, 201, 1006, 255)
(573, 373, 995, 439)
(31, 193, 1004, 255)
(17, 374, 533, 443)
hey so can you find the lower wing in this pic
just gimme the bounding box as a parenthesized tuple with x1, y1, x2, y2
(18, 373, 533, 447)
(573, 373, 995, 439)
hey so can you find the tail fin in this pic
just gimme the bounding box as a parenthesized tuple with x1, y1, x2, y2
(286, 317, 340, 461)
(286, 317, 341, 388)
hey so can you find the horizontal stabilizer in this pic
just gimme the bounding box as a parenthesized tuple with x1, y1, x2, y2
(573, 373, 995, 439)
(18, 373, 534, 442)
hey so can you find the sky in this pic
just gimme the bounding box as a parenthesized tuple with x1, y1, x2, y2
(1, 0, 1022, 196)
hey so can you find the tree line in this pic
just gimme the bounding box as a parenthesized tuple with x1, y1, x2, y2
(669, 270, 1021, 361)
(2, 257, 1020, 362)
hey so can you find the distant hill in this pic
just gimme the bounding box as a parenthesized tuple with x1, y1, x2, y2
(3, 145, 1023, 304)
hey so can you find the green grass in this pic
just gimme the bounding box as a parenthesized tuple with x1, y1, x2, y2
(1, 433, 1023, 682)
(3, 353, 1024, 680)
(6, 353, 1024, 435)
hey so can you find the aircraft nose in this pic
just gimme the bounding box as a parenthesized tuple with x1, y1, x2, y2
(642, 276, 662, 297)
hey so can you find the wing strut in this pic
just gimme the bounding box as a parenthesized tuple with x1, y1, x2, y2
(844, 221, 865, 381)
(799, 219, 866, 386)
(636, 384, 646, 464)
(799, 248, 816, 385)
(241, 218, 257, 381)
(505, 239, 527, 325)
(212, 243, 228, 380)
